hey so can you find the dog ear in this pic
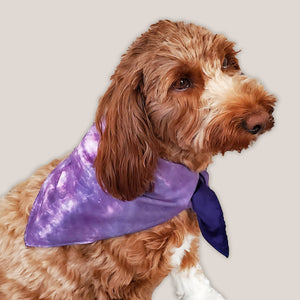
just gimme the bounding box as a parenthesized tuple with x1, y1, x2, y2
(94, 67, 158, 201)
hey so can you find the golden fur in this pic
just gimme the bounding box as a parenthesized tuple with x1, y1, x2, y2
(0, 20, 275, 299)
(0, 159, 199, 299)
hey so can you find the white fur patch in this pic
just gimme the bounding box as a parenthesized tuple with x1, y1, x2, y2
(193, 70, 243, 149)
(171, 267, 225, 300)
(170, 234, 195, 268)
(170, 234, 225, 300)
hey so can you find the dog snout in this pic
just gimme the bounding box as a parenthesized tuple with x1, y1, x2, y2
(242, 110, 271, 135)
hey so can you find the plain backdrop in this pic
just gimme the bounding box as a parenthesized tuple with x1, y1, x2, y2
(0, 1, 299, 299)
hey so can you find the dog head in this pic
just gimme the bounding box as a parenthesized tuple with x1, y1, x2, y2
(94, 20, 276, 200)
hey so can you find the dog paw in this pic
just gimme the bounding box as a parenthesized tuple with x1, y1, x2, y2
(199, 289, 225, 300)
(182, 282, 225, 300)
(183, 290, 225, 300)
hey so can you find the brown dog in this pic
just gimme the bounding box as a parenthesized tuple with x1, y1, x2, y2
(0, 20, 275, 300)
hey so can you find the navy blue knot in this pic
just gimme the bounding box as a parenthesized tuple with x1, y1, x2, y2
(191, 173, 229, 257)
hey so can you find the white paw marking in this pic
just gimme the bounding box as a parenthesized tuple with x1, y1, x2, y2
(170, 234, 225, 300)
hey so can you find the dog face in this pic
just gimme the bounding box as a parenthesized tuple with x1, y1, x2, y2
(94, 20, 276, 200)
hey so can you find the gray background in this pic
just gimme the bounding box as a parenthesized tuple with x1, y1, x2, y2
(0, 1, 299, 299)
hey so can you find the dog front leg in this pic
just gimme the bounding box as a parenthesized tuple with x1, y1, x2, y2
(170, 234, 225, 300)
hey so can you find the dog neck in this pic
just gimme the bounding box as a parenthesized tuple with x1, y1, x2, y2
(157, 140, 213, 172)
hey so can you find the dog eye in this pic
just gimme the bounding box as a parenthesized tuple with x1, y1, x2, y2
(172, 78, 192, 91)
(222, 57, 228, 69)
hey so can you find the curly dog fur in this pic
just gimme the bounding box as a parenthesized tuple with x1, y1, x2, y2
(0, 20, 275, 299)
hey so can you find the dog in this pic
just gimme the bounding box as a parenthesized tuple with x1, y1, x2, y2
(0, 20, 275, 300)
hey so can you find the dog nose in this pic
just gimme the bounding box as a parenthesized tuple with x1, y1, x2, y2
(242, 111, 270, 135)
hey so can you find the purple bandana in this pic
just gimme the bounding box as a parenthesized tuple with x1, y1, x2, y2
(25, 125, 229, 257)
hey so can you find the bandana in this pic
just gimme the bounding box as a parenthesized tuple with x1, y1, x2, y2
(25, 124, 229, 257)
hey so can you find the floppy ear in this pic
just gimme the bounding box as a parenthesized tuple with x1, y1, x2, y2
(94, 67, 158, 201)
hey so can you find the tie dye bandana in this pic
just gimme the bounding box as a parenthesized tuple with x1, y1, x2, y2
(25, 124, 229, 257)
